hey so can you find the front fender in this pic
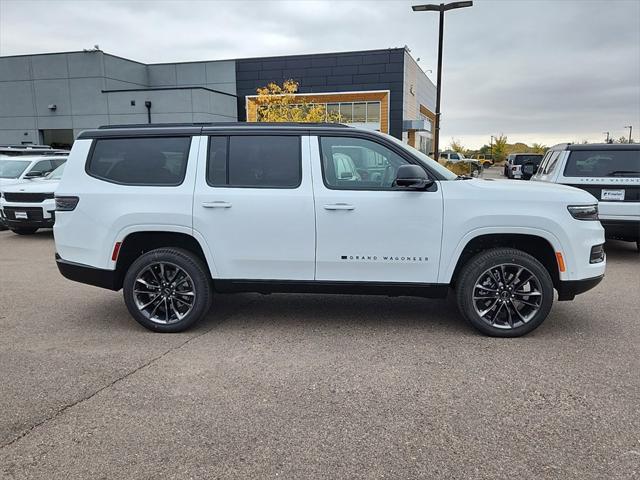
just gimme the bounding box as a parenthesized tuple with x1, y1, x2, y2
(439, 226, 567, 283)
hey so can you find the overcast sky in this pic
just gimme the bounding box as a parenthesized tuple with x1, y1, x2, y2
(1, 0, 639, 148)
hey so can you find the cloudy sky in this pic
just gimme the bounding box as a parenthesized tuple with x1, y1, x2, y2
(1, 0, 639, 148)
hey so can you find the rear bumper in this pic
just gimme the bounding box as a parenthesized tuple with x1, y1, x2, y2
(600, 219, 640, 241)
(557, 274, 604, 301)
(56, 254, 121, 291)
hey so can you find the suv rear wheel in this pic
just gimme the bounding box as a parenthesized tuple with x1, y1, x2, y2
(456, 248, 554, 337)
(123, 248, 212, 332)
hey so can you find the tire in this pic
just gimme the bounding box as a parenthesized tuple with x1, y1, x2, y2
(455, 248, 554, 337)
(123, 248, 212, 333)
(11, 227, 38, 235)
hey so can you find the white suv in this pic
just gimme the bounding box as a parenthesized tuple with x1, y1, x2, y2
(54, 124, 606, 337)
(531, 143, 639, 250)
(0, 163, 65, 234)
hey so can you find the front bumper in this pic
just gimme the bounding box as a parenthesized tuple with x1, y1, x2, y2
(0, 199, 56, 229)
(0, 208, 55, 229)
(557, 274, 604, 301)
(56, 254, 121, 291)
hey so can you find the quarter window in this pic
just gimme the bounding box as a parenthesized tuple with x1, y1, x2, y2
(87, 137, 191, 185)
(542, 151, 561, 175)
(207, 135, 301, 188)
(320, 136, 413, 190)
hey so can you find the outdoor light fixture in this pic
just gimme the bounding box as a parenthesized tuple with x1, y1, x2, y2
(145, 101, 152, 124)
(47, 104, 57, 111)
(412, 1, 473, 159)
(624, 125, 632, 143)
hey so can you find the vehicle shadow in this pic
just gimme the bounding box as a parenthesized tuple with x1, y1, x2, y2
(604, 238, 639, 259)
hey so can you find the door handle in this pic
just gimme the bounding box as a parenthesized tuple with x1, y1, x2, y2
(323, 203, 355, 211)
(202, 201, 232, 209)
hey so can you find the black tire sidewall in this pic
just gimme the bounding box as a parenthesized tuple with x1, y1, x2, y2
(456, 248, 554, 337)
(123, 248, 211, 333)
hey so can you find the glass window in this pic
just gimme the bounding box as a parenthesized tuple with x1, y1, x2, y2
(353, 102, 366, 123)
(87, 137, 191, 185)
(513, 154, 543, 165)
(339, 103, 353, 122)
(320, 136, 414, 190)
(0, 159, 30, 179)
(542, 151, 561, 174)
(30, 160, 56, 175)
(326, 103, 339, 121)
(563, 150, 640, 177)
(366, 102, 380, 123)
(227, 136, 301, 188)
(450, 153, 460, 160)
(207, 136, 228, 186)
(46, 163, 66, 180)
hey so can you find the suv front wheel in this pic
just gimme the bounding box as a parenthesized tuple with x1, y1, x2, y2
(456, 248, 554, 337)
(123, 248, 212, 332)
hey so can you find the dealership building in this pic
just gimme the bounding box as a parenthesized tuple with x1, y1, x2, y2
(0, 47, 436, 153)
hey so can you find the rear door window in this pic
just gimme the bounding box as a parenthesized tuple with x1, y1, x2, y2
(207, 135, 301, 188)
(563, 150, 640, 177)
(87, 137, 191, 185)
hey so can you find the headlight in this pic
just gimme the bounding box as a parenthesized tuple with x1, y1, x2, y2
(567, 204, 599, 221)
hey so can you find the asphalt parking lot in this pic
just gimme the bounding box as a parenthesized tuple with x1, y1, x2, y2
(0, 223, 639, 479)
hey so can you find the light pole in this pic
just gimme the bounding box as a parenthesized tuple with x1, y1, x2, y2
(412, 1, 473, 160)
(624, 125, 633, 143)
(603, 131, 610, 143)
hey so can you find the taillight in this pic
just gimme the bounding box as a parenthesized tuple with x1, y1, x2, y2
(55, 196, 79, 211)
(512, 166, 517, 171)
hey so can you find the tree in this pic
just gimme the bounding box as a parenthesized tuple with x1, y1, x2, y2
(254, 80, 338, 123)
(530, 142, 548, 154)
(449, 138, 466, 154)
(492, 134, 508, 163)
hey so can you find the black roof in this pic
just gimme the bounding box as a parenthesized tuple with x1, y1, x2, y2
(567, 143, 639, 151)
(79, 122, 353, 139)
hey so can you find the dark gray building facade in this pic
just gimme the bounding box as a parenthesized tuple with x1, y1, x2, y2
(0, 47, 434, 151)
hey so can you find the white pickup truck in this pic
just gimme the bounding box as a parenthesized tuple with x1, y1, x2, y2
(53, 123, 605, 337)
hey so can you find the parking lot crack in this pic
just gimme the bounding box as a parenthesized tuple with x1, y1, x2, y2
(0, 326, 217, 450)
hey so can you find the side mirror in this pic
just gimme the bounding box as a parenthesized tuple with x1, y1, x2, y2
(24, 171, 47, 178)
(393, 165, 434, 190)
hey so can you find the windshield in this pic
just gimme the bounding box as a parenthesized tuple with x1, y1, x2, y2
(385, 135, 458, 180)
(0, 159, 31, 179)
(564, 150, 640, 177)
(46, 163, 66, 180)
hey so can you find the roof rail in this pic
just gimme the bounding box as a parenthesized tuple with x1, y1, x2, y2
(97, 122, 352, 129)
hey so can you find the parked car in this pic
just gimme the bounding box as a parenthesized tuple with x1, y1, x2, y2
(0, 155, 67, 230)
(0, 163, 65, 235)
(0, 145, 68, 157)
(476, 154, 494, 168)
(54, 123, 605, 337)
(439, 151, 482, 176)
(504, 153, 544, 179)
(531, 143, 640, 250)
